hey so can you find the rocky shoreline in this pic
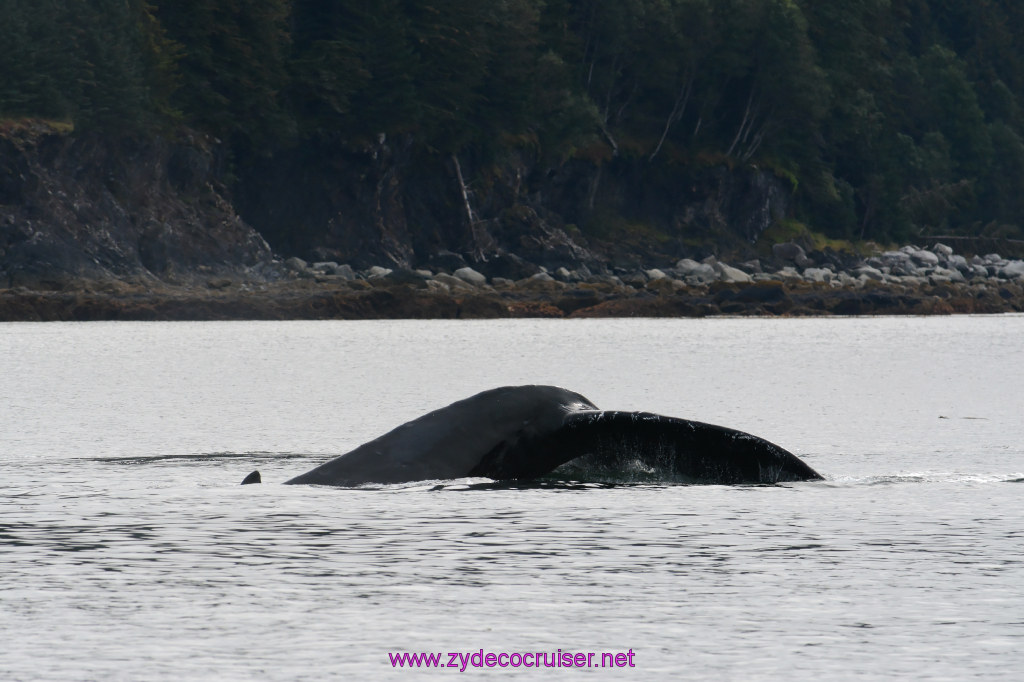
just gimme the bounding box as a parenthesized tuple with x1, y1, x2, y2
(3, 242, 1022, 321)
(5, 122, 1023, 321)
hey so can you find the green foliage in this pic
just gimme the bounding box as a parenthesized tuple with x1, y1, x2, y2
(0, 0, 174, 131)
(0, 1, 65, 118)
(289, 0, 417, 140)
(758, 219, 871, 256)
(154, 0, 292, 146)
(3, 0, 1024, 241)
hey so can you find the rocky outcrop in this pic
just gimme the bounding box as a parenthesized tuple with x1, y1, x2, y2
(0, 121, 271, 288)
(1, 120, 799, 290)
(232, 135, 791, 273)
(5, 240, 1022, 321)
(2, 123, 1023, 321)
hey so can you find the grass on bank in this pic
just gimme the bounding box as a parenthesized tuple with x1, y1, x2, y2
(757, 219, 885, 257)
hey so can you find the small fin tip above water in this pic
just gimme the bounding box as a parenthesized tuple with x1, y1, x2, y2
(241, 470, 262, 485)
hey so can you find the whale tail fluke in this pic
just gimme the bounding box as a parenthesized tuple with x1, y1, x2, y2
(241, 470, 262, 485)
(550, 411, 823, 484)
(280, 386, 825, 486)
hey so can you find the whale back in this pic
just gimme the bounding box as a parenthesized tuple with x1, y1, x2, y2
(284, 385, 595, 486)
(280, 385, 822, 486)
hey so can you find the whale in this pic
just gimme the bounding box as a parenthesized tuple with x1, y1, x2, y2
(246, 385, 822, 486)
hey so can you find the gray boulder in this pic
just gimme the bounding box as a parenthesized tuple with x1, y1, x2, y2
(1000, 261, 1024, 280)
(929, 267, 965, 283)
(773, 242, 813, 268)
(434, 272, 475, 291)
(675, 258, 716, 282)
(946, 255, 970, 273)
(714, 262, 753, 283)
(835, 272, 861, 287)
(880, 251, 921, 276)
(773, 242, 806, 261)
(425, 279, 450, 294)
(969, 264, 991, 279)
(312, 261, 339, 274)
(908, 249, 940, 267)
(773, 267, 805, 282)
(454, 266, 487, 285)
(618, 270, 649, 286)
(854, 265, 884, 281)
(367, 265, 393, 279)
(802, 267, 832, 283)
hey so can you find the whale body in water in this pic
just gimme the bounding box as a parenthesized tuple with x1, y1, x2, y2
(247, 385, 822, 486)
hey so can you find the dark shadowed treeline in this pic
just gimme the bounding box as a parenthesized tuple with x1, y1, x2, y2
(2, 0, 1023, 244)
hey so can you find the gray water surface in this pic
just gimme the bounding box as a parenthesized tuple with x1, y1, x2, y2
(2, 317, 1022, 680)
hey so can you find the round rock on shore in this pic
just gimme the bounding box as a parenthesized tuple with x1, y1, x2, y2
(454, 267, 487, 285)
(714, 262, 753, 283)
(998, 261, 1024, 279)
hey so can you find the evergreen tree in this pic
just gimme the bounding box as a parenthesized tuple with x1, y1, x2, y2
(67, 0, 155, 131)
(0, 1, 67, 118)
(4, 0, 1024, 241)
(290, 0, 418, 141)
(154, 0, 292, 145)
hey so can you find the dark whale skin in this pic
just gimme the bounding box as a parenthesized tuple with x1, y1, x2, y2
(278, 385, 823, 486)
(283, 386, 596, 486)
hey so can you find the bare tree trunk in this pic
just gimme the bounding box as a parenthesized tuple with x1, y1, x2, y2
(452, 154, 476, 226)
(452, 154, 488, 261)
(600, 54, 620, 124)
(587, 165, 603, 211)
(614, 79, 638, 123)
(650, 72, 694, 162)
(740, 126, 767, 162)
(859, 180, 879, 241)
(599, 125, 619, 156)
(740, 106, 774, 162)
(582, 4, 598, 93)
(726, 86, 758, 158)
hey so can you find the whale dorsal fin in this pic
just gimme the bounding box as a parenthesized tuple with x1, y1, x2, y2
(241, 470, 262, 485)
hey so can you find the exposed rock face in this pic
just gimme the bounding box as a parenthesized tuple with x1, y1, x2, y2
(232, 136, 793, 272)
(0, 122, 271, 288)
(5, 122, 1023, 324)
(2, 120, 798, 291)
(234, 136, 421, 269)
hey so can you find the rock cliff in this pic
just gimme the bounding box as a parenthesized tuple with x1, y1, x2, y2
(234, 134, 791, 276)
(6, 122, 1020, 322)
(0, 121, 271, 289)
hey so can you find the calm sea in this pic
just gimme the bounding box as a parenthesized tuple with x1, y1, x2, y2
(2, 317, 1022, 680)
